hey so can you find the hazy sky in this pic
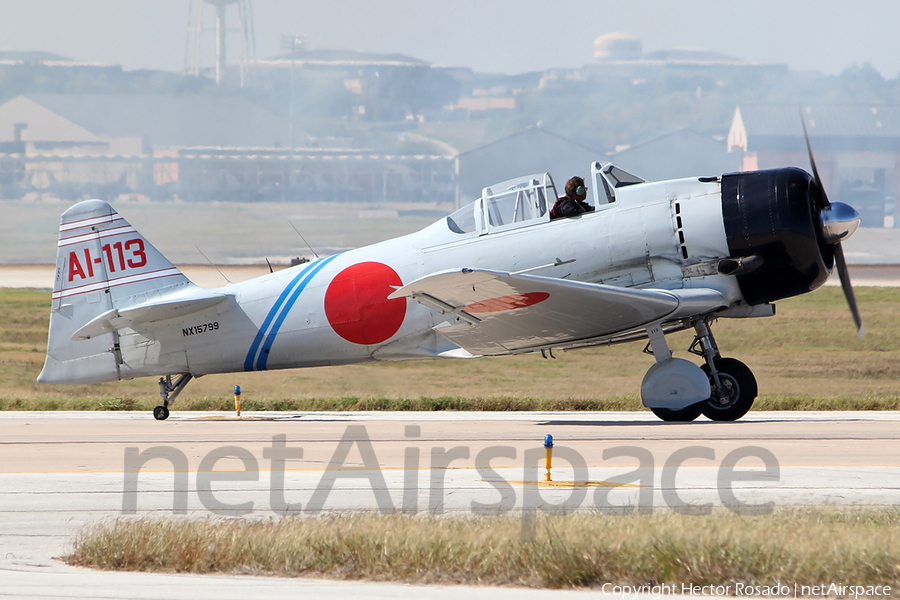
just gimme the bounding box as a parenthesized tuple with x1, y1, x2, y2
(2, 0, 899, 78)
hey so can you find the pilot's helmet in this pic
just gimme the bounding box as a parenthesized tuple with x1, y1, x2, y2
(565, 176, 586, 199)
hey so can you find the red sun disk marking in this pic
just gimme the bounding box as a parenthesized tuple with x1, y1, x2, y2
(324, 262, 406, 345)
(464, 292, 550, 314)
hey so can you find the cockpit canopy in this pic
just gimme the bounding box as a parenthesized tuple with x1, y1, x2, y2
(446, 164, 645, 236)
(447, 172, 557, 235)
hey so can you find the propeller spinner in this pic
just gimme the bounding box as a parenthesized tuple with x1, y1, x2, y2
(801, 111, 864, 338)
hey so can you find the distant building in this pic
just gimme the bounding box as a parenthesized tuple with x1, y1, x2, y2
(455, 126, 602, 205)
(254, 48, 429, 72)
(586, 33, 788, 86)
(728, 105, 900, 227)
(594, 32, 643, 61)
(0, 93, 297, 150)
(0, 93, 453, 203)
(0, 51, 123, 86)
(608, 128, 739, 182)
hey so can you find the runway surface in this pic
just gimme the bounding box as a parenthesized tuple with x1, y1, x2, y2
(2, 410, 899, 599)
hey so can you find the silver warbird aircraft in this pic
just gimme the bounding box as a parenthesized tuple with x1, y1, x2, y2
(39, 129, 862, 422)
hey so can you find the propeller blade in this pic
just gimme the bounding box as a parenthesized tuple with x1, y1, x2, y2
(833, 242, 864, 339)
(801, 110, 861, 338)
(800, 108, 830, 208)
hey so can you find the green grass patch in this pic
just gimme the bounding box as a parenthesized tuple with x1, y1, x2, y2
(0, 394, 645, 412)
(3, 394, 900, 412)
(66, 509, 900, 589)
(3, 286, 900, 411)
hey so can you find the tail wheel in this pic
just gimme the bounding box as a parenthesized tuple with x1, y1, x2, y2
(700, 358, 757, 421)
(651, 403, 704, 422)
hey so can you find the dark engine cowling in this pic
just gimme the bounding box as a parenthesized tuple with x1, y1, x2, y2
(721, 167, 834, 305)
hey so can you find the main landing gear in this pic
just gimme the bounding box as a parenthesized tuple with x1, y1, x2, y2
(153, 374, 192, 420)
(649, 318, 757, 422)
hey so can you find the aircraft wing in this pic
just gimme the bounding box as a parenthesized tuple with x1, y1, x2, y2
(389, 268, 726, 355)
(71, 288, 232, 341)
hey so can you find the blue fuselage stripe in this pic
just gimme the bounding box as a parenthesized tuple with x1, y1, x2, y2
(243, 259, 322, 372)
(255, 255, 338, 370)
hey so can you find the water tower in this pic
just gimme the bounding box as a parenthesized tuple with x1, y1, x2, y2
(185, 0, 257, 86)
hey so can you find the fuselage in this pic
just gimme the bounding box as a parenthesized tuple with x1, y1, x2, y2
(115, 176, 743, 380)
(41, 164, 839, 387)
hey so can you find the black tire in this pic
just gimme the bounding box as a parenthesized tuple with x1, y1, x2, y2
(651, 403, 704, 422)
(700, 358, 757, 422)
(153, 405, 170, 421)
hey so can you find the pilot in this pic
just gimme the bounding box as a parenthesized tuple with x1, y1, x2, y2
(551, 176, 595, 219)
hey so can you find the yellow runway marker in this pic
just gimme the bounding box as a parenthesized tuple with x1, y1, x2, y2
(544, 434, 553, 481)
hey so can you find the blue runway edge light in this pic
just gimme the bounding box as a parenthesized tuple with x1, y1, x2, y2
(544, 434, 553, 448)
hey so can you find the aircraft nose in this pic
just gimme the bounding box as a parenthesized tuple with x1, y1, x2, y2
(819, 201, 860, 244)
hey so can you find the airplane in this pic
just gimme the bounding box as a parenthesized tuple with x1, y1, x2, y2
(38, 124, 862, 422)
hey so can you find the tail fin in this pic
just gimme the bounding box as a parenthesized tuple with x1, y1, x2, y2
(38, 199, 192, 384)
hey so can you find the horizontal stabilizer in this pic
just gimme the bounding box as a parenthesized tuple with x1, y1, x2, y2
(72, 289, 231, 341)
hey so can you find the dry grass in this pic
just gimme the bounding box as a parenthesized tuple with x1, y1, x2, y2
(65, 509, 900, 589)
(3, 286, 900, 411)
